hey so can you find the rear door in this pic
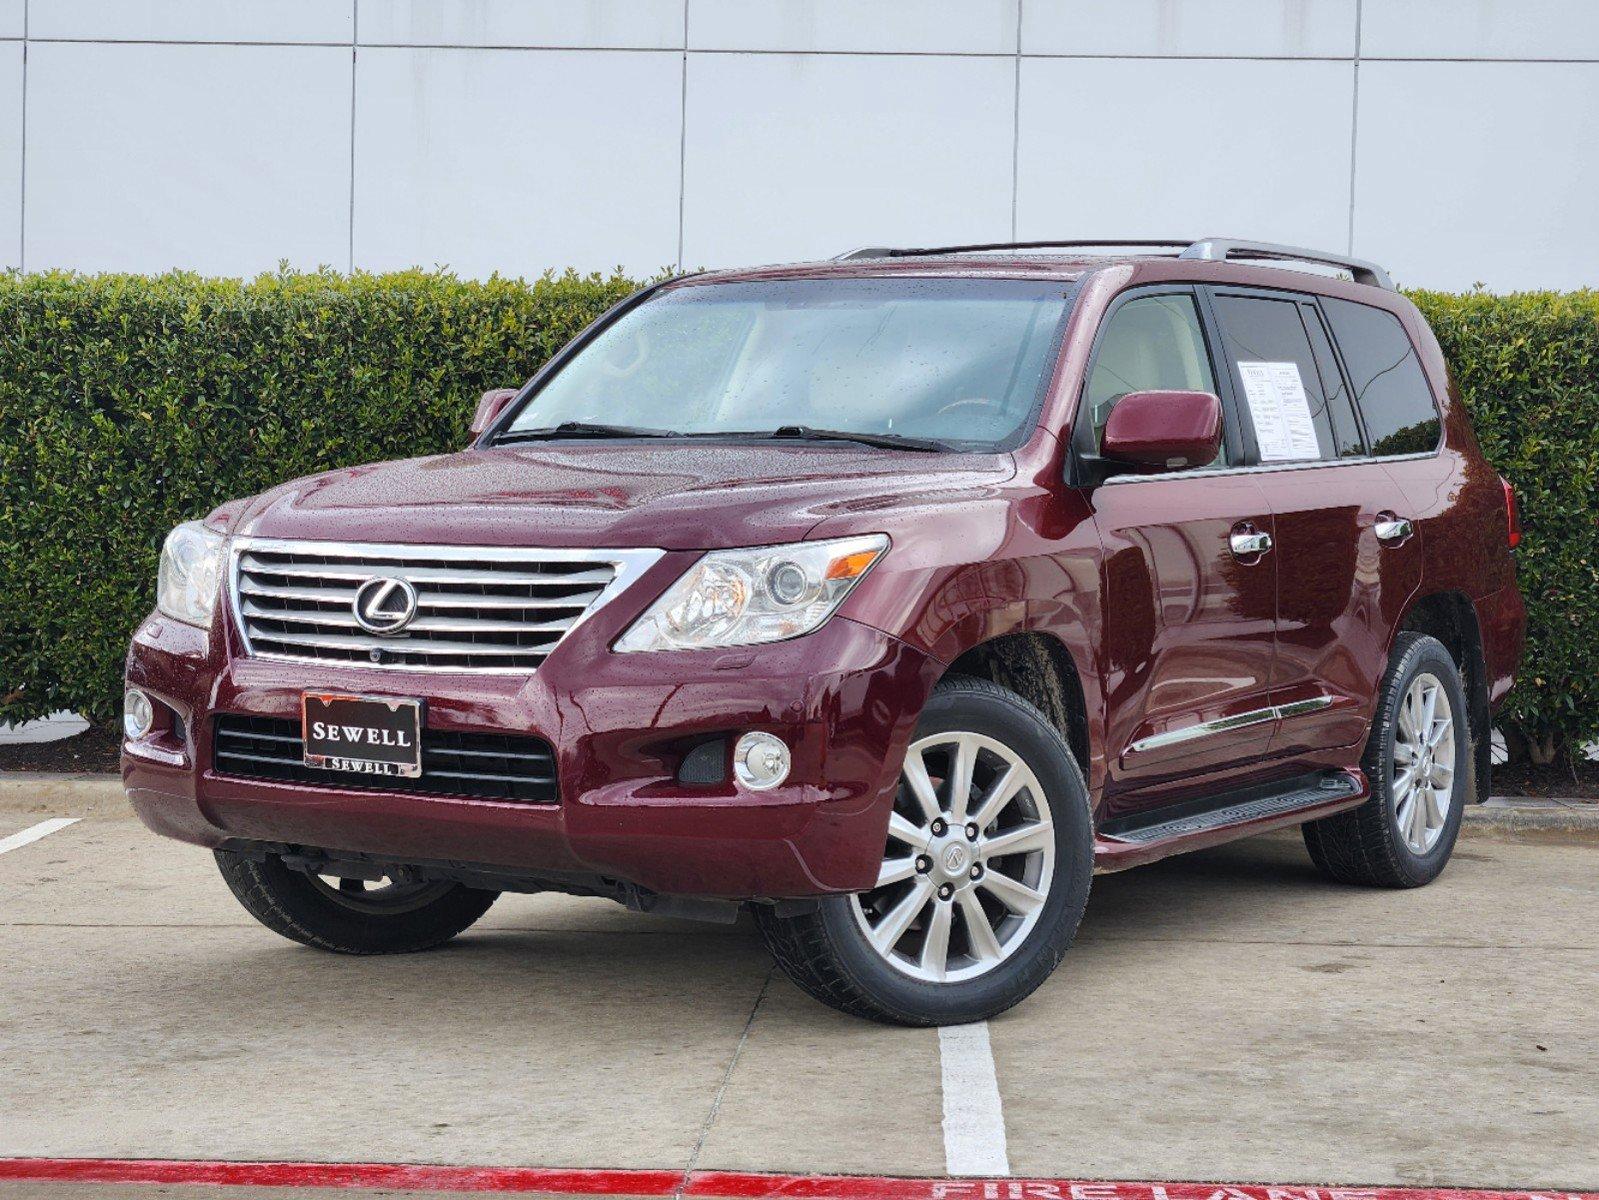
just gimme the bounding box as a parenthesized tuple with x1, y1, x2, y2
(1205, 286, 1424, 758)
(1077, 287, 1280, 819)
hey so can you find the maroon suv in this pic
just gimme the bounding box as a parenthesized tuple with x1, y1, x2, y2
(122, 238, 1525, 1026)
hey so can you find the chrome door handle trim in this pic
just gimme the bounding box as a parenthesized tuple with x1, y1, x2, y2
(1375, 517, 1413, 542)
(1229, 531, 1273, 556)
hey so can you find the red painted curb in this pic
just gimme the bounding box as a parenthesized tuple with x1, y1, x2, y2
(0, 1158, 681, 1193)
(0, 1160, 1591, 1200)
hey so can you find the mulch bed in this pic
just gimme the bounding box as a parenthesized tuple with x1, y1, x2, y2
(3, 726, 1597, 801)
(0, 725, 122, 774)
(1491, 758, 1599, 800)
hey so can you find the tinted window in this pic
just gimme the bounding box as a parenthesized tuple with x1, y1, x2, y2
(1213, 293, 1356, 464)
(1301, 305, 1365, 457)
(1084, 293, 1226, 467)
(1322, 298, 1441, 457)
(504, 277, 1069, 450)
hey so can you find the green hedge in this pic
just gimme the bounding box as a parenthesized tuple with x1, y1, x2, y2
(1, 270, 1595, 763)
(0, 268, 635, 726)
(1411, 289, 1599, 763)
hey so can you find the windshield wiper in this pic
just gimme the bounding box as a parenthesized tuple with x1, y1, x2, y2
(496, 420, 682, 445)
(756, 425, 949, 453)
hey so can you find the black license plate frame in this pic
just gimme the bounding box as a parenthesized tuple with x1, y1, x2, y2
(301, 693, 424, 779)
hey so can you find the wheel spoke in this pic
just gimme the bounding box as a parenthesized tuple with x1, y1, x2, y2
(1397, 694, 1418, 742)
(1422, 785, 1444, 829)
(1407, 787, 1430, 846)
(1428, 716, 1452, 750)
(1419, 684, 1439, 743)
(1393, 764, 1418, 797)
(979, 869, 1045, 915)
(877, 856, 920, 887)
(1393, 741, 1417, 765)
(1395, 794, 1414, 841)
(957, 890, 1003, 963)
(980, 820, 1052, 859)
(901, 750, 943, 824)
(919, 899, 953, 980)
(946, 735, 978, 823)
(870, 878, 933, 953)
(969, 763, 1024, 831)
(887, 811, 932, 851)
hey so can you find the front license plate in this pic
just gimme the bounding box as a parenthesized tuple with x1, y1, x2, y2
(302, 693, 423, 779)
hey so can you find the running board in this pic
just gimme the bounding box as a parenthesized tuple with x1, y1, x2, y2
(1094, 769, 1367, 872)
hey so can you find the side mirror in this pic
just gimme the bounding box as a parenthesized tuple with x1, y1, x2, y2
(469, 387, 519, 438)
(1100, 390, 1222, 472)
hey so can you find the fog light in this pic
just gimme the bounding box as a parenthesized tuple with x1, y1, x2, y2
(733, 731, 791, 791)
(123, 688, 155, 740)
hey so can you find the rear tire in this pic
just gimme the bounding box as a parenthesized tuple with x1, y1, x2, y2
(215, 851, 499, 954)
(755, 675, 1093, 1026)
(1303, 632, 1468, 888)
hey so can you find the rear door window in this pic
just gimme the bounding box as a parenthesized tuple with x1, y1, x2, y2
(1322, 298, 1442, 457)
(1211, 293, 1363, 464)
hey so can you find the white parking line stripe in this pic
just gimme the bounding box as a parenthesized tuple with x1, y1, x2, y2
(0, 818, 80, 858)
(938, 1020, 1011, 1177)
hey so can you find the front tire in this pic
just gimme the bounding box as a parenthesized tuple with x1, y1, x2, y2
(1303, 632, 1469, 888)
(755, 675, 1093, 1026)
(215, 851, 499, 954)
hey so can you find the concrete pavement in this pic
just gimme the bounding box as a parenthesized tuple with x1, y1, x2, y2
(0, 786, 1594, 1194)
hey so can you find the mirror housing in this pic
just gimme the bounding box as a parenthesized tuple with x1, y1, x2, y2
(470, 387, 519, 439)
(1099, 390, 1222, 472)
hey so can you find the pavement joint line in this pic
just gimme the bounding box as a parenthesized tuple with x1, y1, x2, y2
(939, 1022, 1011, 1177)
(678, 967, 775, 1197)
(1073, 935, 1599, 951)
(0, 816, 79, 857)
(2, 924, 1591, 952)
(2, 1161, 1596, 1199)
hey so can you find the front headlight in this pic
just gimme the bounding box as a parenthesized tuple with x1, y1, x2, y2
(157, 521, 226, 628)
(614, 534, 888, 653)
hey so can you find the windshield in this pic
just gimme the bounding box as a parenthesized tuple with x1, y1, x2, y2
(499, 277, 1071, 450)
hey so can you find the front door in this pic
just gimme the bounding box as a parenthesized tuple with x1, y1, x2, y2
(1076, 288, 1281, 822)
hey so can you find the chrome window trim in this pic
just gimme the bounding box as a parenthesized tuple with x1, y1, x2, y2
(227, 537, 666, 675)
(1101, 449, 1440, 486)
(1128, 695, 1334, 755)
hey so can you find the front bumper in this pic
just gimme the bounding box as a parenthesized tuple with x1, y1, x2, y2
(122, 610, 940, 900)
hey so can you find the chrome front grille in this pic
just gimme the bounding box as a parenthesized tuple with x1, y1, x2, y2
(230, 539, 663, 673)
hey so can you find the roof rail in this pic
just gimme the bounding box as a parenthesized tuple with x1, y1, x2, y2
(1178, 238, 1393, 289)
(834, 239, 1192, 261)
(833, 237, 1394, 289)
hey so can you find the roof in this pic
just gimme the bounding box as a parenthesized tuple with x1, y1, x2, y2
(675, 238, 1395, 292)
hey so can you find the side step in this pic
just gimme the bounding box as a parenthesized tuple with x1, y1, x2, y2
(1107, 772, 1362, 845)
(1092, 770, 1368, 873)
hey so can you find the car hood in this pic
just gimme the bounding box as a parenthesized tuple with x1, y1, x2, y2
(231, 442, 1018, 550)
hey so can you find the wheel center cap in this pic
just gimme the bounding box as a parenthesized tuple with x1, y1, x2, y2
(939, 842, 970, 876)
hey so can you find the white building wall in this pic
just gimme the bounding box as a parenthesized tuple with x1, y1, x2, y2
(3, 0, 1596, 291)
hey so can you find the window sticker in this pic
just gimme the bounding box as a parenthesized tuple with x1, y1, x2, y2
(1237, 361, 1319, 462)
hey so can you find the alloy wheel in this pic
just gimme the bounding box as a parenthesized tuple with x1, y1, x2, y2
(306, 871, 456, 915)
(1392, 671, 1455, 855)
(850, 731, 1056, 983)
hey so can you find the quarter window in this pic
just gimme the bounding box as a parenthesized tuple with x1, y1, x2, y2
(1084, 293, 1225, 467)
(1212, 294, 1363, 463)
(1322, 298, 1442, 457)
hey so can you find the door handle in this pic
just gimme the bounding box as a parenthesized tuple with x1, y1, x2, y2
(1229, 530, 1273, 557)
(1375, 516, 1413, 543)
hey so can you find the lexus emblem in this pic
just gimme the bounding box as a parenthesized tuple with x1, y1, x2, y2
(352, 575, 419, 636)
